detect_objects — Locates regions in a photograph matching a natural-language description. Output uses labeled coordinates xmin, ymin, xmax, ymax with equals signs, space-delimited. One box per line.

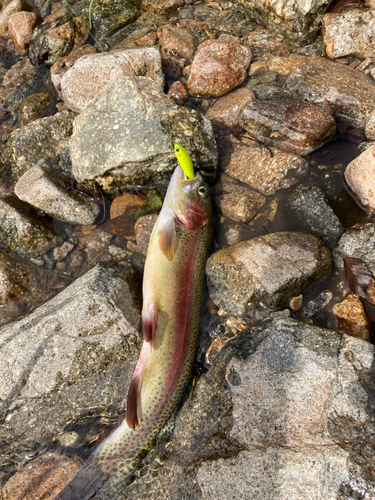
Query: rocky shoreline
xmin=1 ymin=0 xmax=375 ymax=498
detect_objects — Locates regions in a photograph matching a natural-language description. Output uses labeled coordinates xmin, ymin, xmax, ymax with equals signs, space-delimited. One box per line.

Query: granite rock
xmin=158 ymin=25 xmax=198 ymax=79
xmin=19 ymin=90 xmax=55 ymax=123
xmin=0 ymin=0 xmax=30 ymax=36
xmin=344 ymin=144 xmax=375 ymax=214
xmin=206 ymin=231 xmax=332 ymax=315
xmin=333 ymin=293 xmax=371 ymax=342
xmin=335 ymin=223 xmax=375 ymax=276
xmin=8 ymin=11 xmax=41 ymax=55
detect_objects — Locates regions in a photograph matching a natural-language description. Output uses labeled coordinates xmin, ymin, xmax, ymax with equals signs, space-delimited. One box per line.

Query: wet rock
xmin=14 ymin=160 xmax=101 ymax=225
xmin=239 ymin=96 xmax=336 ymax=156
xmin=50 ymin=44 xmax=96 ymax=99
xmin=51 ymin=240 xmax=74 ymax=261
xmin=217 ymin=135 xmax=309 ymax=196
xmin=0 ymin=252 xmax=30 ymax=305
xmin=0 ymin=263 xmax=142 ymax=464
xmin=216 ymin=173 xmax=266 ymax=224
xmin=333 ymin=293 xmax=371 ymax=342
xmin=266 ymin=55 xmax=307 ymax=75
xmin=301 ymin=289 xmax=333 ymax=318
xmin=335 ymin=224 xmax=375 ymax=276
xmin=61 ymin=47 xmax=164 ymax=113
xmin=284 ymin=56 xmax=375 ymax=128
xmin=323 ymin=10 xmax=375 ymax=59
xmin=188 ymin=40 xmax=251 ymax=97
xmin=365 ymin=109 xmax=375 ymax=141
xmin=70 ymin=77 xmax=217 ymax=189
xmin=167 ymin=80 xmax=188 ymax=105
xmin=3 ymin=453 xmax=84 ymax=500
xmin=19 ymin=90 xmax=55 ymax=123
xmin=206 ymin=232 xmax=332 ymax=315
xmin=0 ymin=0 xmax=30 ymax=36
xmin=141 ymin=0 xmax=184 ymax=14
xmin=110 ymin=193 xmax=147 ymax=219
xmin=1 ymin=110 xmax=74 ymax=180
xmin=8 ymin=11 xmax=41 ymax=55
xmin=246 ymin=26 xmax=292 ymax=58
xmin=238 ymin=0 xmax=332 ymax=45
xmin=344 ymin=144 xmax=375 ymax=214
xmin=29 ymin=11 xmax=88 ymax=67
xmin=134 ymin=213 xmax=158 ymax=255
xmin=0 ymin=197 xmax=55 ymax=254
xmin=159 ymin=25 xmax=198 ymax=79
xmin=114 ymin=316 xmax=375 ymax=500
xmin=112 ymin=26 xmax=157 ymax=50
xmin=290 ymin=185 xmax=342 ymax=246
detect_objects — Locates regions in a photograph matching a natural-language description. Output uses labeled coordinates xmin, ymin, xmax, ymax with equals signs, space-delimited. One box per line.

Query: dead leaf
xmin=344 ymin=257 xmax=371 ymax=299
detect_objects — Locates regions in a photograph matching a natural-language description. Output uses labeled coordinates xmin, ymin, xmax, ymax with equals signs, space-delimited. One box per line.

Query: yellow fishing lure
xmin=174 ymin=144 xmax=194 ymax=179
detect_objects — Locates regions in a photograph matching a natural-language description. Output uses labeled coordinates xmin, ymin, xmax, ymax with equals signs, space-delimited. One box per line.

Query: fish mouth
xmin=180 ymin=173 xmax=202 ymax=192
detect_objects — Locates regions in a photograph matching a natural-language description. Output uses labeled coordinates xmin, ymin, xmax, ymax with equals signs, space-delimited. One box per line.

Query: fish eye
xmin=198 ymin=186 xmax=208 ymax=197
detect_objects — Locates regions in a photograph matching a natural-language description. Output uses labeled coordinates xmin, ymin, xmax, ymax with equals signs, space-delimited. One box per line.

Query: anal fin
xmin=142 ymin=302 xmax=158 ymax=343
xmin=126 ymin=372 xmax=142 ymax=430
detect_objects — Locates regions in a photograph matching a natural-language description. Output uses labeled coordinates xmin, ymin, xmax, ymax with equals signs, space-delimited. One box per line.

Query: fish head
xmin=166 ymin=165 xmax=212 ymax=232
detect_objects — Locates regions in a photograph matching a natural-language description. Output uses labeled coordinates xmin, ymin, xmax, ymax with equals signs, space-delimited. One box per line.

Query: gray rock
xmin=0 ymin=197 xmax=56 ymax=254
xmin=19 ymin=90 xmax=55 ymax=124
xmin=335 ymin=223 xmax=375 ymax=275
xmin=61 ymin=47 xmax=164 ymax=113
xmin=0 ymin=262 xmax=142 ymax=465
xmin=116 ymin=317 xmax=375 ymax=500
xmin=70 ymin=77 xmax=218 ymax=190
xmin=323 ymin=9 xmax=375 ymax=59
xmin=15 ymin=160 xmax=101 ymax=225
xmin=284 ymin=56 xmax=375 ymax=128
xmin=235 ymin=0 xmax=332 ymax=45
xmin=206 ymin=232 xmax=332 ymax=315
xmin=1 ymin=110 xmax=74 ymax=180
xmin=344 ymin=145 xmax=375 ymax=214
xmin=290 ymin=185 xmax=342 ymax=247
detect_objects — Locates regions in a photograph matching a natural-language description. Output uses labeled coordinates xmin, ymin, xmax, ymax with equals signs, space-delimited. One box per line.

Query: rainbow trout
xmin=56 ymin=165 xmax=213 ymax=500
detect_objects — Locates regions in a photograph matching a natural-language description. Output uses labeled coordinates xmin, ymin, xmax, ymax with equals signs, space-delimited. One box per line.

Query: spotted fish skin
xmin=55 ymin=165 xmax=213 ymax=500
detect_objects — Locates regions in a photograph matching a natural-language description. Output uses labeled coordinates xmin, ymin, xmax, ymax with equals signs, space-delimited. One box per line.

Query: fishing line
xmin=61 ymin=0 xmax=195 ymax=178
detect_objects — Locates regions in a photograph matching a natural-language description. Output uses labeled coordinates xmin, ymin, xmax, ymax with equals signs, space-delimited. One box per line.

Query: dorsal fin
xmin=142 ymin=302 xmax=158 ymax=344
xmin=158 ymin=216 xmax=176 ymax=261
xmin=126 ymin=372 xmax=142 ymax=430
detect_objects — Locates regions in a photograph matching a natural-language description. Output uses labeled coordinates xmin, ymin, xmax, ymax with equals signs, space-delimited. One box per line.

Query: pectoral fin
xmin=142 ymin=302 xmax=158 ymax=343
xmin=126 ymin=371 xmax=142 ymax=430
xmin=158 ymin=217 xmax=176 ymax=261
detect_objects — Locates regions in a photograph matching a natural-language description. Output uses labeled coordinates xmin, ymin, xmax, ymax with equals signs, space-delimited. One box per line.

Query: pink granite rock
xmin=8 ymin=11 xmax=41 ymax=55
xmin=344 ymin=144 xmax=375 ymax=214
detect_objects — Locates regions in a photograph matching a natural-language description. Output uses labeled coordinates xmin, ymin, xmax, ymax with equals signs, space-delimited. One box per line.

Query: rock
xmin=239 ymin=96 xmax=336 ymax=156
xmin=1 ymin=110 xmax=74 ymax=180
xmin=112 ymin=316 xmax=375 ymax=500
xmin=237 ymin=0 xmax=332 ymax=45
xmin=301 ymin=289 xmax=333 ymax=318
xmin=50 ymin=44 xmax=96 ymax=99
xmin=365 ymin=109 xmax=375 ymax=141
xmin=0 ymin=0 xmax=30 ymax=36
xmin=61 ymin=47 xmax=164 ymax=113
xmin=246 ymin=26 xmax=292 ymax=57
xmin=335 ymin=224 xmax=375 ymax=275
xmin=14 ymin=160 xmax=101 ymax=225
xmin=134 ymin=213 xmax=158 ymax=255
xmin=29 ymin=11 xmax=88 ymax=67
xmin=290 ymin=185 xmax=342 ymax=247
xmin=217 ymin=135 xmax=309 ymax=196
xmin=51 ymin=240 xmax=74 ymax=261
xmin=206 ymin=232 xmax=332 ymax=315
xmin=3 ymin=453 xmax=84 ymax=500
xmin=0 ymin=252 xmax=30 ymax=305
xmin=142 ymin=0 xmax=184 ymax=14
xmin=167 ymin=80 xmax=188 ymax=105
xmin=284 ymin=56 xmax=375 ymax=128
xmin=110 ymin=193 xmax=147 ymax=219
xmin=333 ymin=293 xmax=371 ymax=342
xmin=216 ymin=173 xmax=266 ymax=223
xmin=344 ymin=144 xmax=375 ymax=214
xmin=69 ymin=77 xmax=217 ymax=190
xmin=159 ymin=25 xmax=198 ymax=78
xmin=8 ymin=11 xmax=41 ymax=55
xmin=19 ymin=90 xmax=55 ymax=123
xmin=206 ymin=87 xmax=255 ymax=136
xmin=266 ymin=55 xmax=307 ymax=75
xmin=188 ymin=40 xmax=251 ymax=97
xmin=323 ymin=10 xmax=375 ymax=59
xmin=112 ymin=26 xmax=157 ymax=50
xmin=0 ymin=197 xmax=55 ymax=254
xmin=0 ymin=263 xmax=142 ymax=465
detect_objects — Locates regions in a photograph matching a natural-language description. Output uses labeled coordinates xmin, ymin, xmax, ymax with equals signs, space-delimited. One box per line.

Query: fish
xmin=55 ymin=165 xmax=213 ymax=500
xmin=174 ymin=144 xmax=195 ymax=180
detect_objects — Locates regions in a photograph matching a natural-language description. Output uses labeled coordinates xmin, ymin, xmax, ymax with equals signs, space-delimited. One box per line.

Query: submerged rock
xmin=1 ymin=110 xmax=74 ymax=180
xmin=0 ymin=263 xmax=142 ymax=465
xmin=290 ymin=185 xmax=342 ymax=247
xmin=19 ymin=90 xmax=55 ymax=123
xmin=284 ymin=56 xmax=375 ymax=128
xmin=0 ymin=197 xmax=56 ymax=254
xmin=115 ymin=317 xmax=375 ymax=500
xmin=61 ymin=47 xmax=164 ymax=113
xmin=70 ymin=77 xmax=217 ymax=189
xmin=206 ymin=232 xmax=332 ymax=315
xmin=15 ymin=160 xmax=101 ymax=225
xmin=344 ymin=144 xmax=375 ymax=214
